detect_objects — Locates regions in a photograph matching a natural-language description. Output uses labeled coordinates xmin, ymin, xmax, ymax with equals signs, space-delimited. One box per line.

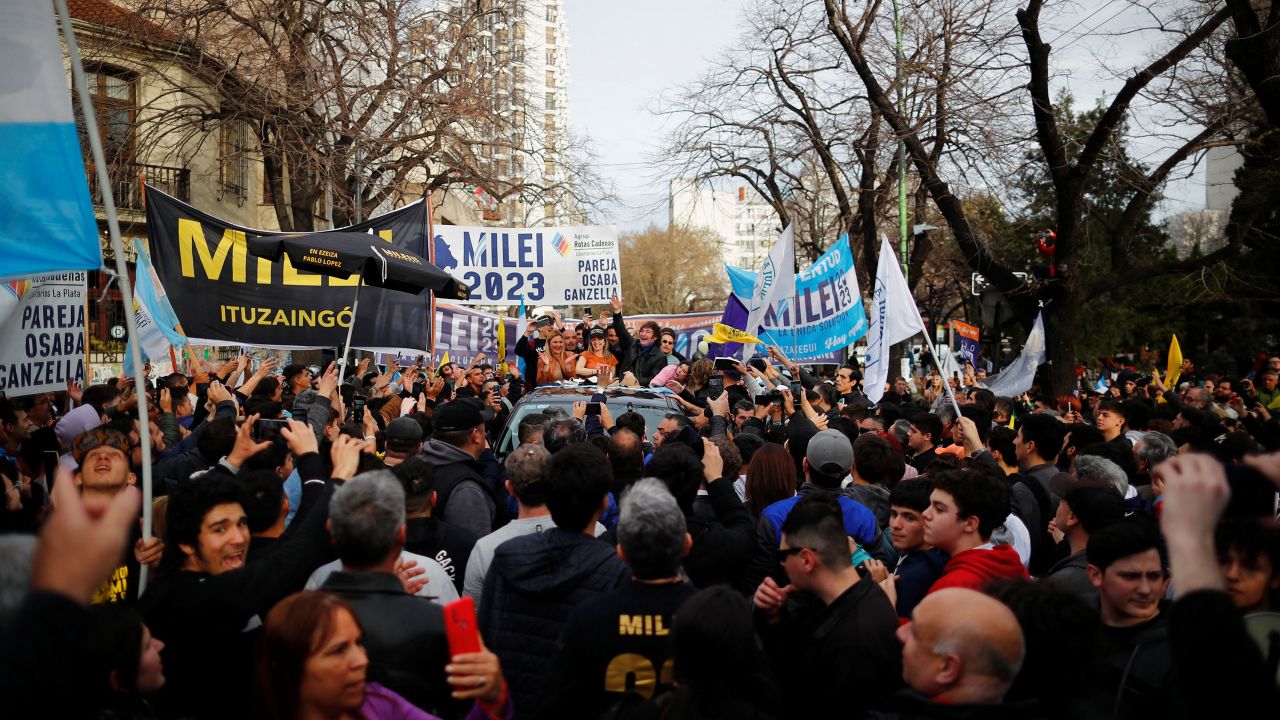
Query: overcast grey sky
xmin=563 ymin=0 xmax=1207 ymax=233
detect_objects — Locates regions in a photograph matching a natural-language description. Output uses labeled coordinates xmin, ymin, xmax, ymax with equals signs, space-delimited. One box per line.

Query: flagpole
xmin=56 ymin=0 xmax=155 ymax=593
xmin=339 ymin=280 xmax=363 ymax=384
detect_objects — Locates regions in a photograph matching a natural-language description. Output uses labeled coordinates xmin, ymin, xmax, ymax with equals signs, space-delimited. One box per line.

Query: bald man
xmin=871 ymin=588 xmax=1032 ymax=717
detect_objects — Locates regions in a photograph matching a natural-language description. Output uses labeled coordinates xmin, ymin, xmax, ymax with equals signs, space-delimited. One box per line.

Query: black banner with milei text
xmin=145 ymin=188 xmax=435 ymax=352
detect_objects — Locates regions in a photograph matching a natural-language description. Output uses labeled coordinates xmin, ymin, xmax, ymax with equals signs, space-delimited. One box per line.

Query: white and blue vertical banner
xmin=0 ymin=0 xmax=102 ymax=281
xmin=124 ymin=241 xmax=188 ymax=376
xmin=725 ymin=235 xmax=867 ymax=360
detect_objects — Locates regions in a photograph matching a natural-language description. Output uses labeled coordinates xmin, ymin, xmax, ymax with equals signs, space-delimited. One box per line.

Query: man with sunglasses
xmin=753 ymin=493 xmax=902 ymax=718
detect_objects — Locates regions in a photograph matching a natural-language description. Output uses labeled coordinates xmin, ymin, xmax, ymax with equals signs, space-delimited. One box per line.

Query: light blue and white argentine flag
xmin=0 ymin=0 xmax=101 ymax=281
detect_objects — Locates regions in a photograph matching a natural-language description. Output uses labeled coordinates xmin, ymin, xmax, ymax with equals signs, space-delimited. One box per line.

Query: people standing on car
xmin=536 ymin=333 xmax=577 ymax=385
xmin=575 ymin=328 xmax=617 ymax=385
xmin=609 ymin=295 xmax=668 ymax=387
xmin=515 ymin=312 xmax=561 ymax=389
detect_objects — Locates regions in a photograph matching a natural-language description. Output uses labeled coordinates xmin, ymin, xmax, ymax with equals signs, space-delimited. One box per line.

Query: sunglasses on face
xmin=774 ymin=546 xmax=812 ymax=562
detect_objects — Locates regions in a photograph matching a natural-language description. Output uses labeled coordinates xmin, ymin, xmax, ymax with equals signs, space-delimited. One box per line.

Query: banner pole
xmin=339 ymin=280 xmax=363 ymax=384
xmin=56 ymin=0 xmax=155 ymax=593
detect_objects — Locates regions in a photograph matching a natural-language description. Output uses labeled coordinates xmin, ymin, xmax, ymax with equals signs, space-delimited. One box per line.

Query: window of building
xmin=220 ymin=121 xmax=251 ymax=203
xmin=546 ymin=49 xmax=556 ymax=66
xmin=544 ymin=203 xmax=556 ymax=223
xmin=546 ymin=5 xmax=557 ymax=22
xmin=76 ymin=66 xmax=136 ymax=166
xmin=545 ymin=70 xmax=555 ymax=87
xmin=545 ymin=92 xmax=556 ymax=110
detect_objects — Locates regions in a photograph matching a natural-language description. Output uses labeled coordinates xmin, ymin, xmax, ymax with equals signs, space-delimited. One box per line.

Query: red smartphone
xmin=443 ymin=597 xmax=481 ymax=656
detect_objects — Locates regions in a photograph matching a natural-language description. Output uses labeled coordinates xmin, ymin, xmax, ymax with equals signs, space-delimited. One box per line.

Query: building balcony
xmin=86 ymin=160 xmax=191 ymax=212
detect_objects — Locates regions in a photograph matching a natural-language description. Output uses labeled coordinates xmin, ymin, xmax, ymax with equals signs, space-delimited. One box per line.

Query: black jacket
xmin=683 ymin=479 xmax=756 ymax=589
xmin=757 ymin=575 xmax=904 ymax=719
xmin=537 ymin=580 xmax=698 ymax=719
xmin=612 ymin=312 xmax=668 ymax=387
xmin=152 ymin=399 xmax=238 ymax=493
xmin=420 ymin=439 xmax=499 ymax=538
xmin=318 ymin=570 xmax=458 ymax=717
xmin=479 ymin=527 xmax=629 ymax=717
xmin=140 ymin=460 xmax=335 ymax=719
xmin=404 ymin=516 xmax=479 ymax=594
xmin=1100 ymin=605 xmax=1178 ymax=720
xmin=866 ymin=689 xmax=1046 ymax=719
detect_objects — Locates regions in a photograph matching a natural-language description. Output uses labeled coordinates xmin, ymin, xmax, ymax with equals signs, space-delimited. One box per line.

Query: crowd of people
xmin=1 ymin=296 xmax=1278 ymax=719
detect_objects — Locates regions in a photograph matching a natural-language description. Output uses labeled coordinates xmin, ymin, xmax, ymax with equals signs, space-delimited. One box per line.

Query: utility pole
xmin=893 ymin=0 xmax=909 ymax=281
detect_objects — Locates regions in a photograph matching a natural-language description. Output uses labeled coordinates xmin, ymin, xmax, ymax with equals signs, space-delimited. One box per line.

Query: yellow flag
xmin=496 ymin=311 xmax=507 ymax=377
xmin=439 ymin=351 xmax=451 ymax=374
xmin=707 ymin=323 xmax=763 ymax=346
xmin=1165 ymin=335 xmax=1182 ymax=388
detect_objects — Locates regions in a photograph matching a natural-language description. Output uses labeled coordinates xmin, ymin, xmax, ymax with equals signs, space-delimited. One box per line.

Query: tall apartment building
xmin=459 ymin=0 xmax=578 ymax=227
xmin=669 ymin=179 xmax=780 ymax=270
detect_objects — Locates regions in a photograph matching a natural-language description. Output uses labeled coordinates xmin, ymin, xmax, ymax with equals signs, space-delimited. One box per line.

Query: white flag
xmin=865 ymin=235 xmax=927 ymax=404
xmin=743 ymin=224 xmax=796 ymax=348
xmin=980 ymin=311 xmax=1046 ymax=396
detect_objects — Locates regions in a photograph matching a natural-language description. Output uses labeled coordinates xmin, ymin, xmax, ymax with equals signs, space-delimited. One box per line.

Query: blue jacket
xmin=760 ymin=486 xmax=879 ymax=546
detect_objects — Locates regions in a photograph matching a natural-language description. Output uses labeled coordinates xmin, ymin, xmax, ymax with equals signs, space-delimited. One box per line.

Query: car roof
xmin=519 ymin=385 xmax=677 ymax=403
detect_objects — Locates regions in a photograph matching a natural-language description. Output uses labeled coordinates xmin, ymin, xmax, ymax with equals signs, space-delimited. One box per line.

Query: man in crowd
xmin=922 ymin=469 xmax=1028 ymax=593
xmin=465 ymin=444 xmax=570 ymax=603
xmin=875 ymin=588 xmax=1029 ymax=717
xmin=609 ymin=295 xmax=667 ymax=386
xmin=317 ymin=470 xmax=456 ymax=716
xmin=753 ymin=493 xmax=903 ymax=717
xmin=383 ymin=415 xmax=425 ymax=467
xmin=1014 ymin=414 xmax=1067 ymax=508
xmin=479 ymin=443 xmax=628 ymax=714
xmin=1087 ymin=519 xmax=1176 ymax=719
xmin=906 ymin=413 xmax=944 ymax=472
xmin=878 ymin=478 xmax=948 ymax=619
xmin=141 ymin=420 xmax=335 ymax=718
xmin=539 ymin=479 xmax=695 ymax=716
xmin=420 ymin=399 xmax=500 ymax=537
xmin=1044 ymin=473 xmax=1126 ymax=604
xmin=394 ymin=456 xmax=478 ymax=594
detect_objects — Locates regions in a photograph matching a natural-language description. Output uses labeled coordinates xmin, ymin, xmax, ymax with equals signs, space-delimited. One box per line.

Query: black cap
xmin=534 ymin=314 xmax=555 ymax=327
xmin=588 ymin=327 xmax=606 ymax=339
xmin=386 ymin=416 xmax=424 ymax=445
xmin=433 ymin=398 xmax=496 ymax=432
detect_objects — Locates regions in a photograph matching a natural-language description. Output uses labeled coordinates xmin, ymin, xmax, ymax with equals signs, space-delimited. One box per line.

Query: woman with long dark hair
xmin=744 ymin=444 xmax=797 ymax=517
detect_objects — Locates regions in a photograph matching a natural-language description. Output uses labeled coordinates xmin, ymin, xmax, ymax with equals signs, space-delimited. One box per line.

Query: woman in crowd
xmin=90 ymin=605 xmax=166 ymax=719
xmin=536 ymin=332 xmax=577 ymax=385
xmin=743 ymin=443 xmax=797 ymax=517
xmin=575 ymin=327 xmax=618 ymax=385
xmin=678 ymin=359 xmax=715 ymax=408
xmin=255 ymin=591 xmax=510 ymax=720
xmin=659 ymin=328 xmax=687 ymax=363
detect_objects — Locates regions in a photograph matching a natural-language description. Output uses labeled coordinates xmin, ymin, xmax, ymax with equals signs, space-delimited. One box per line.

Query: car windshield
xmin=497 ymin=397 xmax=675 ymax=454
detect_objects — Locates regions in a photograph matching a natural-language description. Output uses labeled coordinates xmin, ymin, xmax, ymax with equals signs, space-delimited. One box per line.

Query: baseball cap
xmin=72 ymin=427 xmax=131 ymax=466
xmin=1049 ymin=471 xmax=1112 ymax=499
xmin=433 ymin=399 xmax=496 ymax=433
xmin=534 ymin=314 xmax=556 ymax=327
xmin=588 ymin=327 xmax=606 ymax=339
xmin=807 ymin=429 xmax=853 ymax=477
xmin=385 ymin=416 xmax=424 ymax=449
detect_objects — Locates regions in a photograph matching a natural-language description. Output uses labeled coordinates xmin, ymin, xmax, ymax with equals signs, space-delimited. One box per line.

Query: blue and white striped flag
xmin=0 ymin=0 xmax=101 ymax=280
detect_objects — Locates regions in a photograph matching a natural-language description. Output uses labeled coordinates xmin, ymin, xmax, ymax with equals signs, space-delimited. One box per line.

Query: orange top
xmin=537 ymin=352 xmax=577 ymax=383
xmin=579 ymin=350 xmax=617 ymax=373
